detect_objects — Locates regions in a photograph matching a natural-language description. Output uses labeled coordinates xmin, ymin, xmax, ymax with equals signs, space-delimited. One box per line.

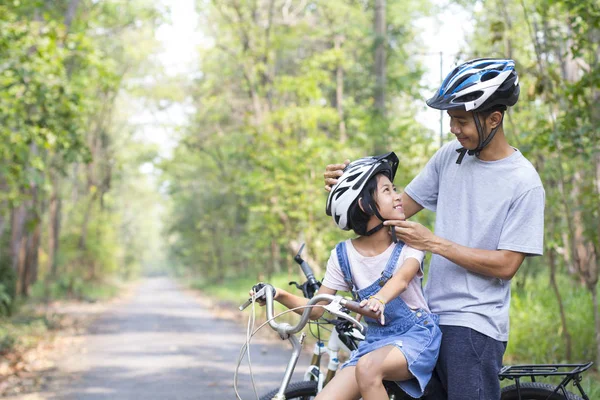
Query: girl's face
xmin=374 ymin=175 xmax=405 ymax=221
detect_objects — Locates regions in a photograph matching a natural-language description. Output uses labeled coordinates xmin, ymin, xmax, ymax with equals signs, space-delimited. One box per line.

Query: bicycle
xmin=499 ymin=363 xmax=593 ymax=400
xmin=237 ymin=244 xmax=594 ymax=400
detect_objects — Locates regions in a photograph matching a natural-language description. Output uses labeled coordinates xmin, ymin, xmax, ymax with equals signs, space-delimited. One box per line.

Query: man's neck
xmin=477 ymin=130 xmax=515 ymax=161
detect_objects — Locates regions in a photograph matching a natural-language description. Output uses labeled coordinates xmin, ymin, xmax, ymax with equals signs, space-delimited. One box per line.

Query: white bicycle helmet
xmin=326 ymin=152 xmax=399 ymax=232
xmin=426 ymin=58 xmax=520 ymax=163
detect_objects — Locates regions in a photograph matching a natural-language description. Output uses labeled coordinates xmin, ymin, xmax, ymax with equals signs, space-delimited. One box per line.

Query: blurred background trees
xmin=0 ymin=0 xmax=166 ymax=306
xmin=0 ymin=0 xmax=598 ymax=372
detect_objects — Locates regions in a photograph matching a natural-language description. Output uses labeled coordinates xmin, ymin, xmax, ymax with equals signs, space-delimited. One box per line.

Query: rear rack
xmin=499 ymin=362 xmax=593 ymax=400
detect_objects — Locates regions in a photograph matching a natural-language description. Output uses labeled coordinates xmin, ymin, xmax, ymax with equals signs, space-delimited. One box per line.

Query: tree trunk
xmin=270 ymin=239 xmax=280 ymax=275
xmin=17 ymin=234 xmax=27 ymax=296
xmin=23 ymin=222 xmax=41 ymax=295
xmin=48 ymin=183 xmax=62 ymax=277
xmin=211 ymin=227 xmax=225 ymax=283
xmin=548 ymin=246 xmax=572 ymax=359
xmin=374 ymin=0 xmax=386 ymax=114
xmin=334 ymin=34 xmax=346 ymax=143
xmin=592 ymin=284 xmax=600 ymax=370
xmin=78 ymin=191 xmax=98 ymax=250
xmin=64 ymin=0 xmax=80 ymax=31
xmin=10 ymin=204 xmax=27 ymax=275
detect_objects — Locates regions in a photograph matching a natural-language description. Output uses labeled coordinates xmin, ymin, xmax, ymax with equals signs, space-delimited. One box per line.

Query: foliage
xmin=161 ymin=0 xmax=436 ymax=283
xmin=0 ymin=0 xmax=167 ymax=304
xmin=0 ymin=257 xmax=17 ymax=316
xmin=161 ymin=0 xmax=600 ymax=373
xmin=460 ymin=0 xmax=600 ymax=366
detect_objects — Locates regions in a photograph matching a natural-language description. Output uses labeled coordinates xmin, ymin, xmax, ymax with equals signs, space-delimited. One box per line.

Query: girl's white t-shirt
xmin=322 ymin=239 xmax=429 ymax=312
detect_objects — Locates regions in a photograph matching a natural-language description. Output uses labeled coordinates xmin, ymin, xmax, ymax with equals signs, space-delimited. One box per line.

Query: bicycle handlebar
xmin=293 ymin=243 xmax=321 ymax=297
xmin=239 ymin=284 xmax=380 ymax=337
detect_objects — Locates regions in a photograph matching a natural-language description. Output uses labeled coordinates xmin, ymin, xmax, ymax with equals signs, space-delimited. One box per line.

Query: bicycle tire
xmin=501 ymin=382 xmax=584 ymax=400
xmin=259 ymin=380 xmax=318 ymax=400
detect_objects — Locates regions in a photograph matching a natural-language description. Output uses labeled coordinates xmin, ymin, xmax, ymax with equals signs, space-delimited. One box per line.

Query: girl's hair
xmin=347 ymin=171 xmax=390 ymax=236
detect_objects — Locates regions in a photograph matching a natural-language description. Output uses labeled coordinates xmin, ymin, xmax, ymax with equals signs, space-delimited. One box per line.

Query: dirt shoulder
xmin=0 ymin=283 xmax=138 ymax=398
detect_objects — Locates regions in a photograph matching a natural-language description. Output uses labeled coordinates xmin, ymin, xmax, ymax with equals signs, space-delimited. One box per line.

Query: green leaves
xmin=162 ymin=0 xmax=435 ymax=280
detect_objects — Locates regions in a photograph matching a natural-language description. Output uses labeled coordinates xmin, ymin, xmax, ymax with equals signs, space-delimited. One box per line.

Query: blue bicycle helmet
xmin=427 ymin=58 xmax=520 ymax=163
xmin=427 ymin=58 xmax=519 ymax=112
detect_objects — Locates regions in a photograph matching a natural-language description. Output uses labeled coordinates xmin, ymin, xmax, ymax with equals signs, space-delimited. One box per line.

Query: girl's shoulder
xmin=399 ymin=243 xmax=425 ymax=263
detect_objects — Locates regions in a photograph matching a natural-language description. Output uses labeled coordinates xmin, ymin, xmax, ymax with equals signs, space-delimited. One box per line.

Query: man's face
xmin=447 ymin=110 xmax=479 ymax=150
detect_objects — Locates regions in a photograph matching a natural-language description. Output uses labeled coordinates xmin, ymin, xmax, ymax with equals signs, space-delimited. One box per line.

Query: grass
xmin=505 ymin=273 xmax=600 ymax=398
xmin=28 ymin=276 xmax=120 ymax=302
xmin=0 ymin=277 xmax=121 ymax=357
xmin=0 ymin=309 xmax=62 ymax=356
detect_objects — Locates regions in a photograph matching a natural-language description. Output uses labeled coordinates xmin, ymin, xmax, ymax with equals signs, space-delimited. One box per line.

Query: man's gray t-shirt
xmin=405 ymin=140 xmax=545 ymax=341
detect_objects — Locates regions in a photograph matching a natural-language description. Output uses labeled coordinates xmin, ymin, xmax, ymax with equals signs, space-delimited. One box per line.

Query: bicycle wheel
xmin=259 ymin=380 xmax=319 ymax=400
xmin=501 ymin=382 xmax=584 ymax=400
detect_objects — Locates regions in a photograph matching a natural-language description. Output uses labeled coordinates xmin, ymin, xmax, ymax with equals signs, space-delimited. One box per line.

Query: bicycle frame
xmin=238 ymin=284 xmax=377 ymax=400
xmin=303 ymin=323 xmax=363 ymax=391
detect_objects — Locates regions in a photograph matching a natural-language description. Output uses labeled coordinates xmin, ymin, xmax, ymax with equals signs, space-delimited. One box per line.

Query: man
xmin=324 ymin=59 xmax=545 ymax=400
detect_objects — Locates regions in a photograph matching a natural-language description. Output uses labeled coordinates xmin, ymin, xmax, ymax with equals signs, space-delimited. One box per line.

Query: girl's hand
xmin=360 ymin=296 xmax=386 ymax=325
xmin=248 ymin=287 xmax=277 ymax=307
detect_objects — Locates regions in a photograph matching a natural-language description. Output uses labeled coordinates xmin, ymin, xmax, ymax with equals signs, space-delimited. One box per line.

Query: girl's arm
xmin=361 ymin=257 xmax=421 ymax=324
xmin=251 ymin=285 xmax=338 ymax=320
xmin=376 ymin=257 xmax=420 ymax=304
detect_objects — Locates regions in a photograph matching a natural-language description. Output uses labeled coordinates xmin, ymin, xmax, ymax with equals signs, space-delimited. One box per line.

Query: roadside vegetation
xmin=1 ymin=0 xmax=599 ymax=397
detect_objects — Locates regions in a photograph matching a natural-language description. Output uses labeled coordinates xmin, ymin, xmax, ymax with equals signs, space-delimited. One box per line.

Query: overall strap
xmin=378 ymin=241 xmax=405 ymax=287
xmin=335 ymin=242 xmax=359 ymax=300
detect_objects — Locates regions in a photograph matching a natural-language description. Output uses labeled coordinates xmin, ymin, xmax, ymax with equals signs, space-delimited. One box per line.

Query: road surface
xmin=22 ymin=278 xmax=313 ymax=400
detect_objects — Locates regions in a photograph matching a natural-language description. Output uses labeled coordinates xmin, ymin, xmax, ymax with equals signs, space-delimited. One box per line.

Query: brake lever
xmin=238 ymin=285 xmax=268 ymax=311
xmin=323 ymin=297 xmax=365 ymax=335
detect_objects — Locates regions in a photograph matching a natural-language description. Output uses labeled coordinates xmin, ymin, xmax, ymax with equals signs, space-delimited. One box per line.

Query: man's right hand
xmin=323 ymin=160 xmax=350 ymax=191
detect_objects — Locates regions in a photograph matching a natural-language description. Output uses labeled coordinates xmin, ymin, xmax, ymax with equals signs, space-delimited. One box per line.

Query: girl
xmin=253 ymin=153 xmax=441 ymax=399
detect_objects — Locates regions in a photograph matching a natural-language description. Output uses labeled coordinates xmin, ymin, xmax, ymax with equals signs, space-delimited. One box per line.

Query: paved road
xmin=41 ymin=278 xmax=311 ymax=400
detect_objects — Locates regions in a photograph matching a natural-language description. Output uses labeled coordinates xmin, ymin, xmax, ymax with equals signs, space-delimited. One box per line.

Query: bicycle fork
xmin=303 ymin=328 xmax=347 ymax=392
xmin=271 ymin=332 xmax=307 ymax=400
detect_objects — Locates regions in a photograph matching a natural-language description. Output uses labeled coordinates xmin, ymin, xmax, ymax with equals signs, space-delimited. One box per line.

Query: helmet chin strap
xmin=364 ymin=204 xmax=398 ymax=243
xmin=455 ymin=112 xmax=502 ymax=164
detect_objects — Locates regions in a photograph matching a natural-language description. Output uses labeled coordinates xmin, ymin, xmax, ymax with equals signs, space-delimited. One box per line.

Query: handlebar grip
xmin=343 ymin=299 xmax=382 ymax=320
xmin=299 ymin=261 xmax=321 ymax=293
xmin=299 ymin=261 xmax=316 ymax=281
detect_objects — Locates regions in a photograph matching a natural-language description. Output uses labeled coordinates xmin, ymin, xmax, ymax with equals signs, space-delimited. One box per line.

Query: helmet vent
xmin=481 ymin=71 xmax=499 ymax=81
xmin=476 ymin=61 xmax=496 ymax=69
xmin=455 ymin=90 xmax=483 ymax=103
xmin=449 ymin=75 xmax=471 ymax=92
xmin=345 ymin=172 xmax=360 ymax=183
xmin=334 ymin=186 xmax=350 ymax=200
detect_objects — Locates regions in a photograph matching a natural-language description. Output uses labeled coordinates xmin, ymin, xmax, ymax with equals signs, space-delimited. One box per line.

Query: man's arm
xmin=431 ymin=237 xmax=525 ymax=280
xmin=401 ymin=192 xmax=423 ymax=220
xmin=385 ymin=220 xmax=526 ymax=280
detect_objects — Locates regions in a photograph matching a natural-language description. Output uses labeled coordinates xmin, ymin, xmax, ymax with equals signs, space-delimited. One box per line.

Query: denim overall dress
xmin=337 ymin=241 xmax=442 ymax=398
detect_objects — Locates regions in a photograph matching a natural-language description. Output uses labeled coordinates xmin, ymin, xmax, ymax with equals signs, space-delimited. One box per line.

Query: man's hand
xmin=384 ymin=220 xmax=436 ymax=252
xmin=323 ymin=160 xmax=350 ymax=191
